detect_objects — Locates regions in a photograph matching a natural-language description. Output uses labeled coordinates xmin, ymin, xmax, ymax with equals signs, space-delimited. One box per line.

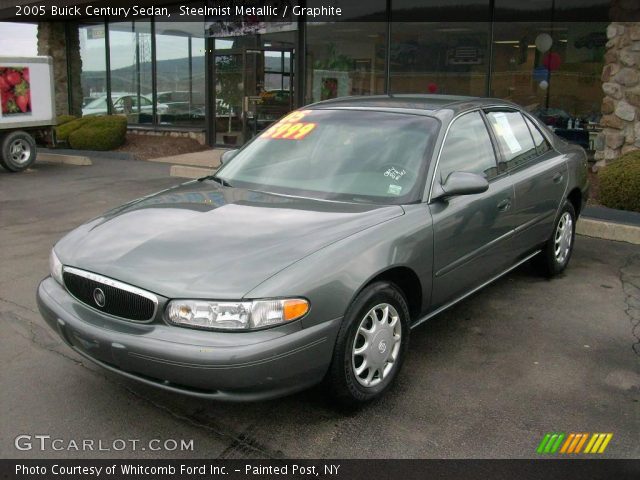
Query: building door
xmin=214 ymin=48 xmax=294 ymax=147
xmin=243 ymin=48 xmax=294 ymax=142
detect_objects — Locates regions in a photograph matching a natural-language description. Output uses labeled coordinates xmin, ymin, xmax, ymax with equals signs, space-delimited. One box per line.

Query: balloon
xmin=539 ymin=80 xmax=549 ymax=90
xmin=543 ymin=52 xmax=562 ymax=71
xmin=535 ymin=33 xmax=553 ymax=53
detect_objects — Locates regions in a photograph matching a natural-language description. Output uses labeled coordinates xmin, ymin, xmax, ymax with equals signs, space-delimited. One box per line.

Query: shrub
xmin=68 ymin=115 xmax=127 ymax=151
xmin=56 ymin=114 xmax=77 ymax=126
xmin=55 ymin=116 xmax=91 ymax=142
xmin=599 ymin=150 xmax=640 ymax=212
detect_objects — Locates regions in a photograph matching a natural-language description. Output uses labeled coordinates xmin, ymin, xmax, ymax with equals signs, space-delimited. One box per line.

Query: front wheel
xmin=536 ymin=200 xmax=576 ymax=277
xmin=0 ymin=131 xmax=37 ymax=172
xmin=325 ymin=281 xmax=410 ymax=406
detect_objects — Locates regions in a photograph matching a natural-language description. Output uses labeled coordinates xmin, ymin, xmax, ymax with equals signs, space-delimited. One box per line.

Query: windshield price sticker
xmin=261 ymin=110 xmax=317 ymax=140
xmin=262 ymin=122 xmax=317 ymax=140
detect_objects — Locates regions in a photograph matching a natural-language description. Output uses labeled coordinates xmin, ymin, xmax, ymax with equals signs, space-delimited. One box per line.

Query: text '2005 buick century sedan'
xmin=37 ymin=95 xmax=589 ymax=405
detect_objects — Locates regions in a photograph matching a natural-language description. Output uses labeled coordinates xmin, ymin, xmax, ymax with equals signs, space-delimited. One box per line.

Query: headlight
xmin=49 ymin=249 xmax=64 ymax=285
xmin=166 ymin=298 xmax=309 ymax=331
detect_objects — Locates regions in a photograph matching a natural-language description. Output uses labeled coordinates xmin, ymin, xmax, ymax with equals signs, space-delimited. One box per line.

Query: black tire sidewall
xmin=1 ymin=131 xmax=37 ymax=172
xmin=329 ymin=281 xmax=410 ymax=404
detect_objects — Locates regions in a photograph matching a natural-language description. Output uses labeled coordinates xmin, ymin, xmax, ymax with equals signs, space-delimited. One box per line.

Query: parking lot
xmin=1 ymin=158 xmax=638 ymax=459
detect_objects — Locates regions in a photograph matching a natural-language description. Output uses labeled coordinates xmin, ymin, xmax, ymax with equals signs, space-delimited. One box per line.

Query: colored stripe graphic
xmin=536 ymin=433 xmax=565 ymax=454
xmin=584 ymin=433 xmax=613 ymax=454
xmin=541 ymin=433 xmax=614 ymax=454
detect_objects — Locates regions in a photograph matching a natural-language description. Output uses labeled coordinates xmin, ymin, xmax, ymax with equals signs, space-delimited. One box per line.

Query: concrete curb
xmin=40 ymin=148 xmax=134 ymax=160
xmin=170 ymin=165 xmax=214 ymax=179
xmin=576 ymin=218 xmax=640 ymax=245
xmin=37 ymin=152 xmax=92 ymax=166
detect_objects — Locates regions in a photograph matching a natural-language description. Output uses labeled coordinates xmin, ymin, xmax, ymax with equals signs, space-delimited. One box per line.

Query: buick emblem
xmin=378 ymin=340 xmax=387 ymax=354
xmin=93 ymin=288 xmax=106 ymax=308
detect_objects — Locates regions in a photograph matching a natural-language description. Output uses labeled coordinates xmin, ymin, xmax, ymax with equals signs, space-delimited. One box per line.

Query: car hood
xmin=55 ymin=181 xmax=404 ymax=299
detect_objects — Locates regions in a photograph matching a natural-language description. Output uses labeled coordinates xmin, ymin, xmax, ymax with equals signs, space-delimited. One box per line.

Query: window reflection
xmin=155 ymin=22 xmax=206 ymax=127
xmin=77 ymin=23 xmax=108 ymax=113
xmin=305 ymin=22 xmax=386 ymax=103
xmin=390 ymin=22 xmax=489 ymax=96
xmin=107 ymin=21 xmax=153 ymax=124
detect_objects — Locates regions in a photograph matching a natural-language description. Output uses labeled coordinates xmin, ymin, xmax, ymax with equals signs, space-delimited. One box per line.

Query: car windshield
xmin=85 ymin=97 xmax=107 ymax=109
xmin=216 ymin=109 xmax=438 ymax=204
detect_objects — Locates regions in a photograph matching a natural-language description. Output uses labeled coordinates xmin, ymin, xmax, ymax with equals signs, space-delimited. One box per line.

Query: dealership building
xmin=1 ymin=0 xmax=640 ymax=165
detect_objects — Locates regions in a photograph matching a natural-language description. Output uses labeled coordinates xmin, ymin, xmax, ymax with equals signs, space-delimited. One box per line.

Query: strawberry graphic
xmin=22 ymin=68 xmax=29 ymax=82
xmin=0 ymin=75 xmax=9 ymax=92
xmin=16 ymin=94 xmax=29 ymax=113
xmin=5 ymin=70 xmax=22 ymax=86
xmin=11 ymin=79 xmax=30 ymax=113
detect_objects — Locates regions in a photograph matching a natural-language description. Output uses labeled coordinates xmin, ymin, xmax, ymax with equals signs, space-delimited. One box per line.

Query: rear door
xmin=429 ymin=110 xmax=517 ymax=308
xmin=484 ymin=109 xmax=568 ymax=257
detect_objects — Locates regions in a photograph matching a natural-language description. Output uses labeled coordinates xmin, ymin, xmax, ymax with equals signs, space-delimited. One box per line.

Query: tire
xmin=325 ymin=281 xmax=410 ymax=406
xmin=536 ymin=200 xmax=576 ymax=277
xmin=0 ymin=130 xmax=37 ymax=172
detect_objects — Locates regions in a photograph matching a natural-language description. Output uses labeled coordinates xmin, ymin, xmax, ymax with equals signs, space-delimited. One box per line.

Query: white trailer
xmin=0 ymin=56 xmax=55 ymax=172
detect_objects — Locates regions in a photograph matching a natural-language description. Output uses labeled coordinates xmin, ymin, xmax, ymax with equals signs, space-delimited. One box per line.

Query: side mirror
xmin=432 ymin=171 xmax=489 ymax=200
xmin=220 ymin=149 xmax=239 ymax=165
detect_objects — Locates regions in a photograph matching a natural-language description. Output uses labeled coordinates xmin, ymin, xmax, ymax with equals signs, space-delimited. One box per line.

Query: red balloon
xmin=543 ymin=52 xmax=562 ymax=71
xmin=427 ymin=82 xmax=438 ymax=93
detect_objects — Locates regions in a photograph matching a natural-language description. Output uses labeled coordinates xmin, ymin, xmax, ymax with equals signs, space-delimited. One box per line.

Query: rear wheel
xmin=326 ymin=281 xmax=410 ymax=406
xmin=536 ymin=200 xmax=576 ymax=277
xmin=1 ymin=131 xmax=37 ymax=172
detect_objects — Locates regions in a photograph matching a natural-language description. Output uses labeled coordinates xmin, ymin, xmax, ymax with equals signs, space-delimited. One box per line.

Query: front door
xmin=214 ymin=48 xmax=294 ymax=147
xmin=429 ymin=110 xmax=517 ymax=309
xmin=243 ymin=48 xmax=294 ymax=142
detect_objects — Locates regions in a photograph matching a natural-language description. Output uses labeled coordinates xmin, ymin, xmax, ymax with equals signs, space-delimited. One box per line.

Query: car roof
xmin=307 ymin=94 xmax=519 ymax=116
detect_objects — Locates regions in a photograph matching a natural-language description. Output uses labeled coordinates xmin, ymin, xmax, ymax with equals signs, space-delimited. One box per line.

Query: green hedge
xmin=55 ymin=117 xmax=91 ymax=142
xmin=56 ymin=115 xmax=77 ymax=126
xmin=599 ymin=150 xmax=640 ymax=213
xmin=67 ymin=116 xmax=127 ymax=151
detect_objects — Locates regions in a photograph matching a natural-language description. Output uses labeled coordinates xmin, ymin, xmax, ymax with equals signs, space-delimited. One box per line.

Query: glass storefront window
xmin=305 ymin=22 xmax=387 ymax=103
xmin=108 ymin=20 xmax=153 ymax=124
xmin=155 ymin=21 xmax=206 ymax=127
xmin=389 ymin=21 xmax=490 ymax=96
xmin=77 ymin=22 xmax=108 ymax=115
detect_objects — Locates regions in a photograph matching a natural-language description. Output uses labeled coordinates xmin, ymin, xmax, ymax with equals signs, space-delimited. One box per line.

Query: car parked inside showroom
xmin=38 ymin=95 xmax=589 ymax=404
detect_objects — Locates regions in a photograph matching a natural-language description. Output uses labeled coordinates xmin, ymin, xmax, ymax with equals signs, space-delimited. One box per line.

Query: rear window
xmin=486 ymin=111 xmax=538 ymax=170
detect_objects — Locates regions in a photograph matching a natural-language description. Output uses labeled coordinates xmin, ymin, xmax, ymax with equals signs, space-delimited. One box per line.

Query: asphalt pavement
xmin=1 ymin=158 xmax=638 ymax=459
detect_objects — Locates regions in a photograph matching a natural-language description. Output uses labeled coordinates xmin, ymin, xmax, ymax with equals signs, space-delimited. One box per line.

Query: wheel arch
xmin=567 ymin=187 xmax=582 ymax=218
xmin=354 ymin=265 xmax=423 ymax=322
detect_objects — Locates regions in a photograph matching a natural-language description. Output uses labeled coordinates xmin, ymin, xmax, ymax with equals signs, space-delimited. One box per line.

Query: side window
xmin=524 ymin=115 xmax=551 ymax=155
xmin=438 ymin=111 xmax=498 ymax=184
xmin=486 ymin=111 xmax=538 ymax=170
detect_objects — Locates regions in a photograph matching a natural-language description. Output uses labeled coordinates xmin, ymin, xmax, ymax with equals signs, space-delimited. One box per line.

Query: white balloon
xmin=535 ymin=33 xmax=553 ymax=53
xmin=539 ymin=80 xmax=549 ymax=90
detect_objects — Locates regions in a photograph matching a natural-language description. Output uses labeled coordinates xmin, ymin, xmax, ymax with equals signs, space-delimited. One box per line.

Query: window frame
xmin=428 ymin=108 xmax=502 ymax=202
xmin=483 ymin=107 xmax=545 ymax=173
xmin=522 ymin=113 xmax=553 ymax=157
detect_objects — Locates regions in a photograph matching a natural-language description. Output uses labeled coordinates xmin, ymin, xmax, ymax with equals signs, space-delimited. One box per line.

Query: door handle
xmin=497 ymin=198 xmax=511 ymax=211
xmin=552 ymin=172 xmax=564 ymax=184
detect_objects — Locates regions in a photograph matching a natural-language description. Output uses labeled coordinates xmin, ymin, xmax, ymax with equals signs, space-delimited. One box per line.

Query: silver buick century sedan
xmin=37 ymin=95 xmax=589 ymax=404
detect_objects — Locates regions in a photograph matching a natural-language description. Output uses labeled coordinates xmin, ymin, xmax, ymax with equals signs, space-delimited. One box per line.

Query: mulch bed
xmin=587 ymin=169 xmax=600 ymax=206
xmin=115 ymin=134 xmax=210 ymax=161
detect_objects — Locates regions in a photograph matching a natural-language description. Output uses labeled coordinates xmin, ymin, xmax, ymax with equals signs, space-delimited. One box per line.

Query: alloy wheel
xmin=9 ymin=139 xmax=31 ymax=165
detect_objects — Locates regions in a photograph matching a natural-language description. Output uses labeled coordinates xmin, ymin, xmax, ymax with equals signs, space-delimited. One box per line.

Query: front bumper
xmin=37 ymin=277 xmax=341 ymax=401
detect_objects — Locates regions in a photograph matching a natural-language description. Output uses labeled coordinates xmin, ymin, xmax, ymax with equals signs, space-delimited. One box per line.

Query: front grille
xmin=63 ymin=268 xmax=156 ymax=322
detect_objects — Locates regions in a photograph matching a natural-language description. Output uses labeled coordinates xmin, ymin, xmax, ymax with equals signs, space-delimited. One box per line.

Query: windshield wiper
xmin=201 ymin=175 xmax=233 ymax=187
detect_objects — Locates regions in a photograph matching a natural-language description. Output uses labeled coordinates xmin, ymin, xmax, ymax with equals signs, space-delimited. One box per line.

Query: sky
xmin=0 ymin=22 xmax=38 ymax=56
